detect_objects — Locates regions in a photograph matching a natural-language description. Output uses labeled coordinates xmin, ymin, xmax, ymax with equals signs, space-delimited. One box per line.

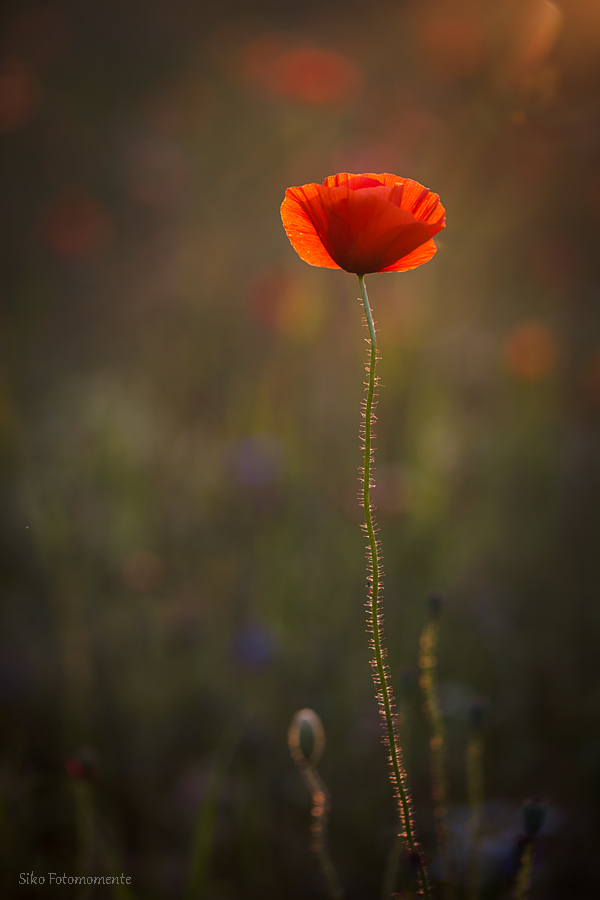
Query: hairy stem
xmin=358 ymin=274 xmax=430 ymax=899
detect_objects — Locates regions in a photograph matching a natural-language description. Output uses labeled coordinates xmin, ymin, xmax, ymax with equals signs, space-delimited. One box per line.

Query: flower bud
xmin=468 ymin=696 xmax=489 ymax=731
xmin=400 ymin=666 xmax=416 ymax=696
xmin=523 ymin=798 xmax=546 ymax=838
xmin=405 ymin=846 xmax=424 ymax=872
xmin=427 ymin=590 xmax=446 ymax=617
xmin=64 ymin=746 xmax=99 ymax=782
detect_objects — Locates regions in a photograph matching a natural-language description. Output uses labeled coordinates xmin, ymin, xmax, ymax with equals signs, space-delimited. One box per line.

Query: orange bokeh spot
xmin=249 ymin=266 xmax=293 ymax=330
xmin=248 ymin=266 xmax=322 ymax=338
xmin=528 ymin=235 xmax=583 ymax=294
xmin=39 ymin=188 xmax=113 ymax=259
xmin=0 ymin=58 xmax=41 ymax=133
xmin=370 ymin=464 xmax=412 ymax=515
xmin=375 ymin=291 xmax=427 ymax=348
xmin=122 ymin=550 xmax=165 ymax=592
xmin=505 ymin=0 xmax=563 ymax=82
xmin=503 ymin=320 xmax=559 ymax=382
xmin=419 ymin=16 xmax=485 ymax=79
xmin=239 ymin=35 xmax=363 ymax=104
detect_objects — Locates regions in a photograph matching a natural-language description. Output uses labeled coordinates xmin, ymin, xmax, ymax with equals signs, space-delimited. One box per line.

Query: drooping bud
xmin=400 ymin=666 xmax=416 ymax=696
xmin=468 ymin=696 xmax=489 ymax=731
xmin=427 ymin=590 xmax=446 ymax=617
xmin=288 ymin=708 xmax=326 ymax=767
xmin=405 ymin=846 xmax=424 ymax=873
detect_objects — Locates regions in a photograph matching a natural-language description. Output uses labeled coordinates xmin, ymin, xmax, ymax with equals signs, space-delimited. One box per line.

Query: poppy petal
xmin=303 ymin=185 xmax=432 ymax=274
xmin=281 ymin=184 xmax=341 ymax=269
xmin=325 ymin=173 xmax=446 ymax=237
xmin=323 ymin=172 xmax=385 ymax=190
xmin=324 ymin=172 xmax=402 ymax=190
xmin=395 ymin=178 xmax=446 ymax=234
xmin=379 ymin=238 xmax=438 ymax=272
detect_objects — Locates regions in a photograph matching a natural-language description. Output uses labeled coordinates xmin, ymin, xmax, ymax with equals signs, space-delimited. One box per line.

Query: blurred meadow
xmin=1 ymin=0 xmax=600 ymax=897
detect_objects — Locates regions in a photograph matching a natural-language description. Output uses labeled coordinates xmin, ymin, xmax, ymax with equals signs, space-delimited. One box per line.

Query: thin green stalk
xmin=513 ymin=800 xmax=545 ymax=900
xmin=466 ymin=729 xmax=484 ymax=900
xmin=69 ymin=777 xmax=137 ymax=900
xmin=419 ymin=601 xmax=454 ymax=898
xmin=303 ymin=763 xmax=343 ymax=900
xmin=358 ymin=274 xmax=430 ymax=899
xmin=70 ymin=781 xmax=94 ymax=900
xmin=513 ymin=841 xmax=534 ymax=900
xmin=95 ymin=816 xmax=138 ymax=900
xmin=186 ymin=718 xmax=244 ymax=900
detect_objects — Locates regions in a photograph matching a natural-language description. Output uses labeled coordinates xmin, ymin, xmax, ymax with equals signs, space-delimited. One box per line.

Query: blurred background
xmin=1 ymin=0 xmax=600 ymax=897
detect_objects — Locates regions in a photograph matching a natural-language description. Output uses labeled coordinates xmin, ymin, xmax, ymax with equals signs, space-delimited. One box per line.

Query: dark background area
xmin=1 ymin=0 xmax=600 ymax=897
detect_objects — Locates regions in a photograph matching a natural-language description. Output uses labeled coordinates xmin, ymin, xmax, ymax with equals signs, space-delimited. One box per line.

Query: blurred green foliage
xmin=1 ymin=0 xmax=600 ymax=897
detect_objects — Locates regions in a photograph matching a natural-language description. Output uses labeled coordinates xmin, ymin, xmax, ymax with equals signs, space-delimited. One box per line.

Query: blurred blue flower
xmin=226 ymin=434 xmax=284 ymax=487
xmin=233 ymin=622 xmax=276 ymax=669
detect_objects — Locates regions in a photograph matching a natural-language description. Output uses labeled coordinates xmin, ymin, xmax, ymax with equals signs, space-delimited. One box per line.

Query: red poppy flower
xmin=281 ymin=172 xmax=445 ymax=275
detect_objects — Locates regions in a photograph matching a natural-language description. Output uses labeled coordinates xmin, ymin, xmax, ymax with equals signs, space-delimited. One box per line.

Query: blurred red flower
xmin=39 ymin=187 xmax=113 ymax=259
xmin=503 ymin=320 xmax=558 ymax=382
xmin=64 ymin=747 xmax=98 ymax=782
xmin=240 ymin=35 xmax=362 ymax=105
xmin=0 ymin=58 xmax=41 ymax=133
xmin=281 ymin=172 xmax=445 ymax=275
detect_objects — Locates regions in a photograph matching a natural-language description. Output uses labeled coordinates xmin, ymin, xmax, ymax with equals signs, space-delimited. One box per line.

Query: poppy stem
xmin=357 ymin=274 xmax=430 ymax=899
